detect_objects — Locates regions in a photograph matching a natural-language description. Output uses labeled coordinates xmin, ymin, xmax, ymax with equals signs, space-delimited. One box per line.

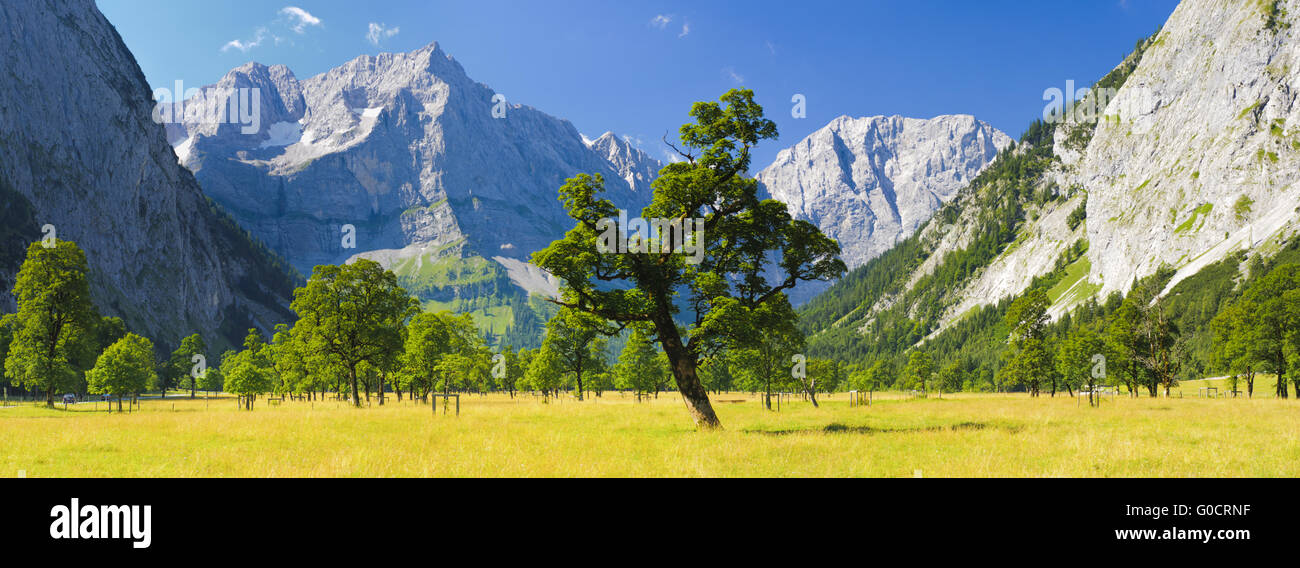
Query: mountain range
xmin=161 ymin=40 xmax=1009 ymax=343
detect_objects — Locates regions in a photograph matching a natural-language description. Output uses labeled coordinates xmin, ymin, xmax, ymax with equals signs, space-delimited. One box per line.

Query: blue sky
xmin=97 ymin=0 xmax=1181 ymax=168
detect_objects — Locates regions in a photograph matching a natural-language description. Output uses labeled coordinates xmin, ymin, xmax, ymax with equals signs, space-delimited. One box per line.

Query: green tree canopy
xmin=540 ymin=307 xmax=613 ymax=401
xmin=4 ymin=240 xmax=98 ymax=406
xmin=1001 ymin=337 xmax=1051 ymax=396
xmin=1057 ymin=326 xmax=1106 ymax=405
xmin=86 ymin=333 xmax=155 ymax=412
xmin=903 ymin=351 xmax=934 ymax=394
xmin=221 ymin=331 xmax=275 ymax=410
xmin=614 ymin=323 xmax=671 ymax=399
xmin=291 ymin=259 xmax=418 ymax=407
xmin=523 ymin=346 xmax=563 ymax=398
xmin=531 ymin=89 xmax=845 ymax=429
xmin=169 ymin=333 xmax=208 ymax=398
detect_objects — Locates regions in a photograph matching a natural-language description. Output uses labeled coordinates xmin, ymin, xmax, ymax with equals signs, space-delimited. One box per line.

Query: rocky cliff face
xmin=1077 ymin=0 xmax=1300 ymax=298
xmin=755 ymin=114 xmax=1009 ymax=305
xmin=172 ymin=44 xmax=660 ymax=286
xmin=0 ymin=0 xmax=296 ymax=349
xmin=758 ymin=115 xmax=1011 ymax=271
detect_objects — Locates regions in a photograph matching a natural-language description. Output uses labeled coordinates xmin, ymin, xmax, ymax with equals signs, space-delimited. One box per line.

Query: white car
xmin=61 ymin=393 xmax=76 ymax=404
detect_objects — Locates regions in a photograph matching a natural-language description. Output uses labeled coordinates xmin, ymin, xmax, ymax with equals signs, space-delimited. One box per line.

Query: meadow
xmin=3 ymin=384 xmax=1299 ymax=477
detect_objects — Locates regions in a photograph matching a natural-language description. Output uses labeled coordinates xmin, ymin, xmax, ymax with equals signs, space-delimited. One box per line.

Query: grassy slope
xmin=392 ymin=253 xmax=546 ymax=348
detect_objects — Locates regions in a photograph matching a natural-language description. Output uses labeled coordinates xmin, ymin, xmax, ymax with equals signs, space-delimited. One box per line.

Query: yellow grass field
xmin=2 ymin=390 xmax=1299 ymax=477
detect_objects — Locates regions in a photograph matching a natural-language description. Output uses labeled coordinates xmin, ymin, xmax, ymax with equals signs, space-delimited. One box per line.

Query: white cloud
xmin=220 ymin=7 xmax=319 ymax=53
xmin=280 ymin=6 xmax=322 ymax=34
xmin=650 ymin=14 xmax=689 ymax=38
xmin=724 ymin=66 xmax=744 ymax=84
xmin=222 ymin=27 xmax=268 ymax=53
xmin=367 ymin=22 xmax=401 ymax=46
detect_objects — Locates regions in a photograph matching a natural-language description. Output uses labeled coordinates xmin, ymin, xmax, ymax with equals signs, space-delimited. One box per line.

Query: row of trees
xmin=0 ymin=240 xmax=228 ymax=408
xmin=974 ymin=257 xmax=1300 ymax=402
xmin=0 ymin=238 xmax=820 ymax=413
xmin=0 ymin=237 xmax=961 ymax=414
xmin=1210 ymin=262 xmax=1300 ymax=399
xmin=999 ymin=283 xmax=1182 ymax=402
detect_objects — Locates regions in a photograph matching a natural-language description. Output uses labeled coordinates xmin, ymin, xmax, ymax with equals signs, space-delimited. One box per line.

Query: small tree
xmin=724 ymin=300 xmax=804 ymax=410
xmin=614 ymin=324 xmax=670 ymax=400
xmin=936 ymin=361 xmax=964 ymax=393
xmin=401 ymin=312 xmax=453 ymax=401
xmin=1002 ymin=289 xmax=1052 ymax=397
xmin=1057 ymin=326 xmax=1106 ymax=406
xmin=269 ymin=324 xmax=310 ymax=398
xmin=801 ymin=359 xmax=844 ymax=407
xmin=1105 ymin=303 xmax=1144 ymax=397
xmin=1001 ymin=338 xmax=1051 ymax=396
xmin=699 ymin=350 xmax=736 ymax=394
xmin=1211 ymin=301 xmax=1255 ymax=397
xmin=1133 ymin=300 xmax=1182 ymax=398
xmin=222 ymin=329 xmax=274 ymax=409
xmin=86 ymin=334 xmax=155 ymax=412
xmin=903 ymin=351 xmax=934 ymax=395
xmin=499 ymin=347 xmax=524 ymax=398
xmin=168 ymin=333 xmax=207 ymax=398
xmin=850 ymin=358 xmax=891 ymax=395
xmin=541 ymin=308 xmax=613 ymax=401
xmin=197 ymin=365 xmax=224 ymax=395
xmin=524 ymin=347 xmax=563 ymax=400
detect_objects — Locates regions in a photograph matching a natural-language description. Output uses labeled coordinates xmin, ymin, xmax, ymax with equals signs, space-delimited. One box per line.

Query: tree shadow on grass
xmin=745 ymin=421 xmax=1022 ymax=436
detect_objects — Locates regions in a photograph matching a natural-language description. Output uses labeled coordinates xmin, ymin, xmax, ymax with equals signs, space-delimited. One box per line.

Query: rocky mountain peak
xmin=759 ymin=113 xmax=1011 ymax=271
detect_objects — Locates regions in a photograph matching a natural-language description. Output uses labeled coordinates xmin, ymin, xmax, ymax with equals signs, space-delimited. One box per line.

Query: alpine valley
xmin=3 ymin=0 xmax=1294 ymax=379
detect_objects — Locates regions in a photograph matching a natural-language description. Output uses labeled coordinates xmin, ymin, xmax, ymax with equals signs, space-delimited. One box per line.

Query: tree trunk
xmin=349 ymin=365 xmax=361 ymax=407
xmin=764 ymin=377 xmax=772 ymax=411
xmin=653 ymin=315 xmax=721 ymax=429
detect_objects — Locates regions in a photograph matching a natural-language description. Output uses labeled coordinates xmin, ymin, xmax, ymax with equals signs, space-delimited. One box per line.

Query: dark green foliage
xmin=1265 ymin=0 xmax=1291 ymax=33
xmin=1066 ymin=200 xmax=1087 ymax=231
xmin=803 ymin=118 xmax=1059 ymax=371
